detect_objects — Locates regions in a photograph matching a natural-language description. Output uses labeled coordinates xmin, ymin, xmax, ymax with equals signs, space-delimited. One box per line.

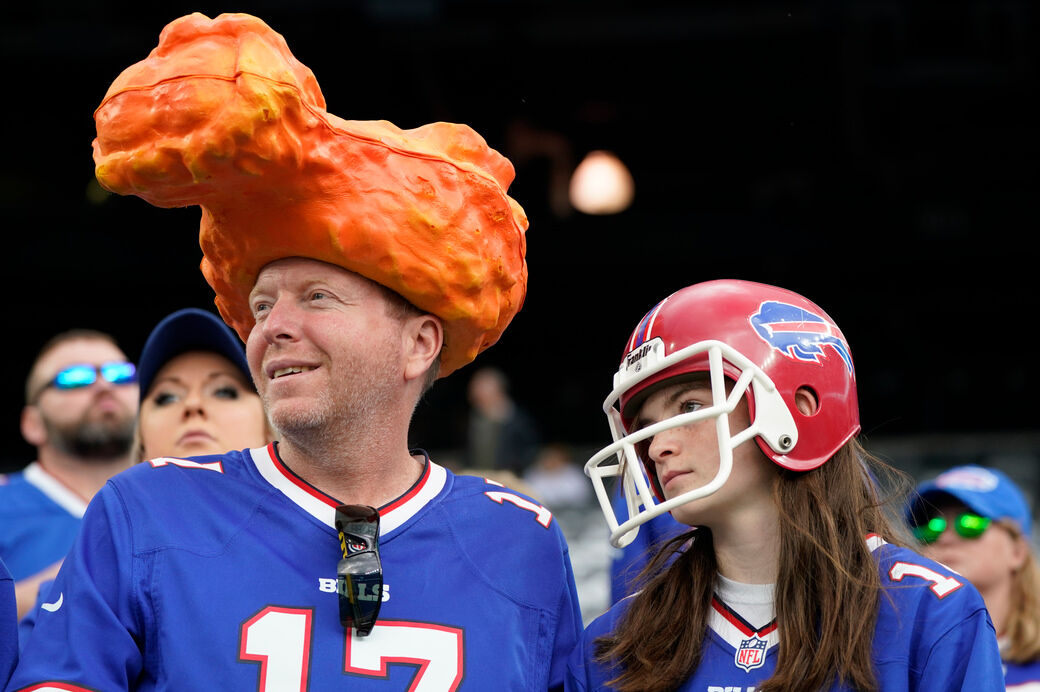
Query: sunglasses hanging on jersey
xmin=912 ymin=512 xmax=992 ymax=544
xmin=335 ymin=504 xmax=383 ymax=636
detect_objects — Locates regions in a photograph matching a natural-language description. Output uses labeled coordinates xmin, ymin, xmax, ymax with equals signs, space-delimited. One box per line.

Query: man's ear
xmin=402 ymin=314 xmax=444 ymax=383
xmin=21 ymin=405 xmax=47 ymax=447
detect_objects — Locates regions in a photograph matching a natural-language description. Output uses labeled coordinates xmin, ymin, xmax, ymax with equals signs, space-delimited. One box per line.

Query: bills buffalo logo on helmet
xmin=749 ymin=301 xmax=853 ymax=374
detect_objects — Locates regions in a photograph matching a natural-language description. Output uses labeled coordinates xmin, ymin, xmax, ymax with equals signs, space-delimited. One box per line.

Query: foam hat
xmin=908 ymin=465 xmax=1033 ymax=539
xmin=92 ymin=13 xmax=528 ymax=377
xmin=137 ymin=308 xmax=254 ymax=401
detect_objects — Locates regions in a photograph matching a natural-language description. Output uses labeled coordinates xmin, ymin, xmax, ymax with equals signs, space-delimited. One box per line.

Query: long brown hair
xmin=1002 ymin=522 xmax=1040 ymax=663
xmin=595 ymin=438 xmax=912 ymax=692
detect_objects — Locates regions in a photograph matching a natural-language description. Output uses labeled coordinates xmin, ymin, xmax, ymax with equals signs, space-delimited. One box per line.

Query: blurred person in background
xmin=133 ymin=307 xmax=273 ymax=462
xmin=524 ymin=442 xmax=592 ymax=511
xmin=907 ymin=464 xmax=1040 ymax=690
xmin=16 ymin=309 xmax=274 ymax=647
xmin=464 ymin=365 xmax=540 ymax=475
xmin=1 ymin=329 xmax=138 ymax=619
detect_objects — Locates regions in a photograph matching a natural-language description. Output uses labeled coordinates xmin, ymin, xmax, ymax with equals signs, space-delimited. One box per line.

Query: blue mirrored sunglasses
xmin=47 ymin=362 xmax=138 ymax=394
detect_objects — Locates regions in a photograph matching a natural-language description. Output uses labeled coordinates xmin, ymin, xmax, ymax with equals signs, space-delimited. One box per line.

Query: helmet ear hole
xmin=795 ymin=386 xmax=819 ymax=417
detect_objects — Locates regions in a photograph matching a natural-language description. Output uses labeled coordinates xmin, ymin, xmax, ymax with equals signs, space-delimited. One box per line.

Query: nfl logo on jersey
xmin=735 ymin=636 xmax=768 ymax=672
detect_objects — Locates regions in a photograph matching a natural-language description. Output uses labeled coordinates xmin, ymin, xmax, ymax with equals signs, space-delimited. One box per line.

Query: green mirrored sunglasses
xmin=912 ymin=512 xmax=992 ymax=544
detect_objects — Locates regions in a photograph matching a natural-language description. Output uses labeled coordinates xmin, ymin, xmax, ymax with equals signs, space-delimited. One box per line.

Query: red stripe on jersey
xmin=711 ymin=596 xmax=777 ymax=637
xmin=267 ymin=444 xmax=339 ymax=508
xmin=264 ymin=443 xmax=435 ymax=515
xmin=380 ymin=459 xmax=432 ymax=515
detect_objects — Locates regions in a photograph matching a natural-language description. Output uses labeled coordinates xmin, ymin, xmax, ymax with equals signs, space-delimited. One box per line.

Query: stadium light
xmin=568 ymin=150 xmax=635 ymax=215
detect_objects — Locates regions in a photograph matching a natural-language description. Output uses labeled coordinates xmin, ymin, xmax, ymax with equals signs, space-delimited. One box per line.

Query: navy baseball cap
xmin=908 ymin=465 xmax=1033 ymax=539
xmin=137 ymin=308 xmax=253 ymax=400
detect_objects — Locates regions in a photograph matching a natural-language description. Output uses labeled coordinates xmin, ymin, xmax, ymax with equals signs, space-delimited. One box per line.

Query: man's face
xmin=245 ymin=258 xmax=406 ymax=439
xmin=29 ymin=338 xmax=139 ymax=459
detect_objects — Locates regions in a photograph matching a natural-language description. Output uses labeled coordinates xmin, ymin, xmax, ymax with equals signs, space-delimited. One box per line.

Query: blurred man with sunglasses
xmin=907 ymin=465 xmax=1040 ymax=690
xmin=1 ymin=329 xmax=138 ymax=621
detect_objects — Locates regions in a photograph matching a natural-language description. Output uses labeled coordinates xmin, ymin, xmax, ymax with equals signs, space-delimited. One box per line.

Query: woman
xmin=134 ymin=307 xmax=271 ymax=461
xmin=907 ymin=465 xmax=1040 ymax=690
xmin=570 ymin=280 xmax=1003 ymax=691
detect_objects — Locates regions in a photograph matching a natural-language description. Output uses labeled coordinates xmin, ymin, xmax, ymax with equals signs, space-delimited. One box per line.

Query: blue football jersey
xmin=1005 ymin=658 xmax=1040 ymax=690
xmin=608 ymin=488 xmax=685 ymax=604
xmin=16 ymin=578 xmax=57 ymax=652
xmin=568 ymin=537 xmax=1005 ymax=691
xmin=0 ymin=464 xmax=87 ymax=580
xmin=7 ymin=444 xmax=582 ymax=691
xmin=0 ymin=558 xmax=16 ymax=689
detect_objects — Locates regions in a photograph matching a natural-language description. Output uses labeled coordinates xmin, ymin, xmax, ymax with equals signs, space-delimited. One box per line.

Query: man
xmin=1 ymin=329 xmax=138 ymax=619
xmin=7 ymin=12 xmax=580 ymax=691
xmin=464 ymin=366 xmax=540 ymax=475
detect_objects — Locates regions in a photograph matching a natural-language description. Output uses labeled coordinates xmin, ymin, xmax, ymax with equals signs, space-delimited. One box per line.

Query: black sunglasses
xmin=912 ymin=512 xmax=992 ymax=544
xmin=335 ymin=504 xmax=382 ymax=637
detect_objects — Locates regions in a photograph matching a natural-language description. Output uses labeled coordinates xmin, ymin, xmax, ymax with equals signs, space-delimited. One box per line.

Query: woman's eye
xmin=679 ymin=399 xmax=703 ymax=414
xmin=153 ymin=392 xmax=178 ymax=406
xmin=214 ymin=385 xmax=240 ymax=400
xmin=310 ymin=291 xmax=327 ymax=301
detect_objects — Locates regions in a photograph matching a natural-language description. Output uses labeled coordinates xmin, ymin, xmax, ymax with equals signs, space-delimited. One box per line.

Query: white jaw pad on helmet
xmin=585 ymin=338 xmax=797 ymax=548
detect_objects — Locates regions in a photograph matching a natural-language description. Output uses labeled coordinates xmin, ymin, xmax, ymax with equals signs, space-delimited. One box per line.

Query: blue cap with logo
xmin=137 ymin=308 xmax=253 ymax=401
xmin=909 ymin=465 xmax=1032 ymax=539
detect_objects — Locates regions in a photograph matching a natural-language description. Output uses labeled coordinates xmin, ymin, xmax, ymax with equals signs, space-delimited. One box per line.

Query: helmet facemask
xmin=585 ymin=337 xmax=797 ymax=548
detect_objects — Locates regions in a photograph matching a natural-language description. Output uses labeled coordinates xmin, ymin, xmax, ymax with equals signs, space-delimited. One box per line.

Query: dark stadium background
xmin=4 ymin=2 xmax=1038 ymax=484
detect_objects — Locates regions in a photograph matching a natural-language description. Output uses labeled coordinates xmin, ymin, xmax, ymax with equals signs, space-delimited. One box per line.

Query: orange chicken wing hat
xmin=92 ymin=12 xmax=528 ymax=377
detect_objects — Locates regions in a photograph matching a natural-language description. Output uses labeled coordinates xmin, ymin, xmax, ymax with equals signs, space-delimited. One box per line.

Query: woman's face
xmin=139 ymin=350 xmax=269 ymax=460
xmin=633 ymin=376 xmax=777 ymax=530
xmin=917 ymin=498 xmax=1027 ymax=598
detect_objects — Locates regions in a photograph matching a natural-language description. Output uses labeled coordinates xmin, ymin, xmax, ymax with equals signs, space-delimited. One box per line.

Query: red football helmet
xmin=585 ymin=280 xmax=860 ymax=547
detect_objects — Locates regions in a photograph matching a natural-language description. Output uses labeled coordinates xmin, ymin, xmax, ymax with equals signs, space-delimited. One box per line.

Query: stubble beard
xmin=265 ymin=360 xmax=399 ymax=462
xmin=266 ymin=385 xmax=337 ymax=445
